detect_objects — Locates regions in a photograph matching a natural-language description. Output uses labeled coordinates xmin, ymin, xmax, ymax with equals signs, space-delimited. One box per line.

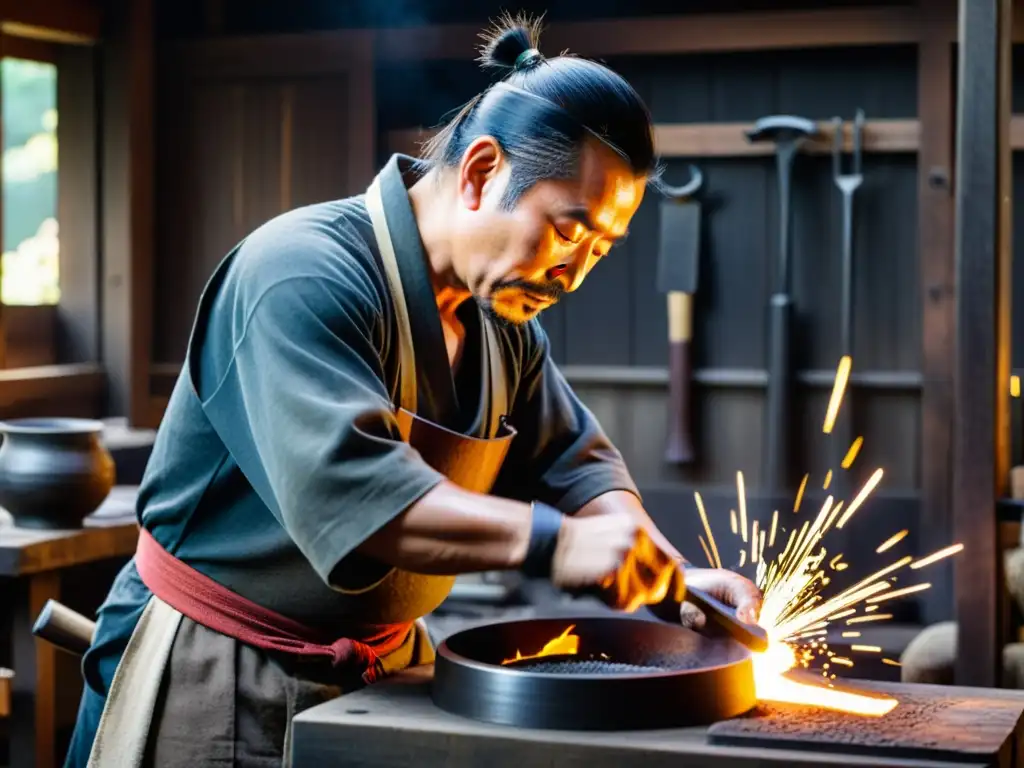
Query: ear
xmin=457 ymin=136 xmax=503 ymax=211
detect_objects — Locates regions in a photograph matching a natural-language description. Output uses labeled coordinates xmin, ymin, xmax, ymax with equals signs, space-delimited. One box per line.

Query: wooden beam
xmin=0 ymin=0 xmax=100 ymax=45
xmin=100 ymin=0 xmax=154 ymax=426
xmin=916 ymin=0 xmax=957 ymax=628
xmin=952 ymin=0 xmax=1013 ymax=688
xmin=374 ymin=7 xmax=922 ymax=62
xmin=385 ymin=120 xmax=920 ymax=160
xmin=0 ymin=363 xmax=103 ymax=408
xmin=0 ymin=33 xmax=57 ymax=62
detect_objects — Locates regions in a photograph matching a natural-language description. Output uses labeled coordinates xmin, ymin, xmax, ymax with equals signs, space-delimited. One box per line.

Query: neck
xmin=407 ymin=169 xmax=470 ymax=321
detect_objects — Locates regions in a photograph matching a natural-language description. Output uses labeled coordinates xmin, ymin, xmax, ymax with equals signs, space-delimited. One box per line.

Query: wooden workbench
xmin=0 ymin=487 xmax=139 ymax=768
xmin=291 ymin=665 xmax=1024 ymax=768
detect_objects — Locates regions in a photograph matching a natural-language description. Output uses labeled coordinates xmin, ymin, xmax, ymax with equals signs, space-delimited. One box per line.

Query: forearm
xmin=356 ymin=481 xmax=534 ymax=574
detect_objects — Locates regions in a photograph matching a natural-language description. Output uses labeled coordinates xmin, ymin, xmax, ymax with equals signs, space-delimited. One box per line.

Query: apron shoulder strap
xmin=480 ymin=315 xmax=508 ymax=438
xmin=366 ymin=178 xmax=417 ymax=414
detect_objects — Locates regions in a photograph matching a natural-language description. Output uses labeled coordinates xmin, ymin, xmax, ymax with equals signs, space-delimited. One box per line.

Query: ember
xmin=501 ymin=624 xmax=580 ymax=665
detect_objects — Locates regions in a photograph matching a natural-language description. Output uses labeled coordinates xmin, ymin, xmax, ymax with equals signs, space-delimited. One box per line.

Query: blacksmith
xmin=66 ymin=14 xmax=761 ymax=767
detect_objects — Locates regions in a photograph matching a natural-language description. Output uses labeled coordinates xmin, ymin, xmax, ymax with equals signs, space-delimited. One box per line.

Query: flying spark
xmin=689 ymin=356 xmax=964 ymax=715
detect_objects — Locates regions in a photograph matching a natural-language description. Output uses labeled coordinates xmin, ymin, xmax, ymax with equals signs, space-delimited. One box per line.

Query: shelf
xmin=385 ymin=119 xmax=920 ymax=160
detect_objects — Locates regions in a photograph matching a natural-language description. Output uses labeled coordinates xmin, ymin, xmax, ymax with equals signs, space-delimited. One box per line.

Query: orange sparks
xmin=866 ymin=584 xmax=931 ymax=604
xmin=847 ymin=613 xmax=893 ymax=625
xmin=699 ymin=535 xmax=715 ymax=568
xmin=882 ymin=658 xmax=902 ymax=667
xmin=768 ymin=510 xmax=779 ymax=548
xmin=694 ymin=492 xmax=722 ymax=569
xmin=835 ymin=469 xmax=884 ymax=529
xmin=1013 ymin=375 xmax=1021 ymax=398
xmin=794 ymin=474 xmax=809 ymax=512
xmin=730 ymin=509 xmax=738 ymax=535
xmin=841 ymin=437 xmax=864 ymax=468
xmin=851 ymin=645 xmax=882 ymax=653
xmin=910 ymin=543 xmax=964 ymax=570
xmin=737 ymin=472 xmax=748 ymax=543
xmin=752 ymin=520 xmax=760 ymax=563
xmin=831 ymin=657 xmax=854 ymax=666
xmin=876 ymin=530 xmax=909 ymax=554
xmin=823 ymin=356 xmax=852 ymax=434
xmin=823 ymin=470 xmax=833 ymax=490
xmin=842 ymin=631 xmax=861 ymax=638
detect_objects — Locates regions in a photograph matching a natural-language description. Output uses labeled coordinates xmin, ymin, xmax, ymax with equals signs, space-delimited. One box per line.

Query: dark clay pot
xmin=0 ymin=418 xmax=116 ymax=530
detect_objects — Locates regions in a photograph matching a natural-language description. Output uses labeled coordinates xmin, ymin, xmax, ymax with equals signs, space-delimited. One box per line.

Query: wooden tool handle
xmin=32 ymin=599 xmax=96 ymax=657
xmin=685 ymin=586 xmax=769 ymax=653
xmin=665 ymin=292 xmax=695 ymax=464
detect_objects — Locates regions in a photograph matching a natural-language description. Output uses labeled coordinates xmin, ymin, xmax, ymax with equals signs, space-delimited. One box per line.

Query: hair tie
xmin=513 ymin=48 xmax=543 ymax=71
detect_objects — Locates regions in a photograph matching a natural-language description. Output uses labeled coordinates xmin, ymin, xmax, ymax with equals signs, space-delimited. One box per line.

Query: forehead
xmin=540 ymin=140 xmax=646 ymax=233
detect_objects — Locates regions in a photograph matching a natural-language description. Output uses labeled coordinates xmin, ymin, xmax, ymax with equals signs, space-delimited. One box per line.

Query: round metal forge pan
xmin=432 ymin=616 xmax=756 ymax=731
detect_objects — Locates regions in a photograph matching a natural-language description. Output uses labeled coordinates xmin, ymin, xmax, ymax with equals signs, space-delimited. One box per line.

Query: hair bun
xmin=477 ymin=12 xmax=545 ymax=73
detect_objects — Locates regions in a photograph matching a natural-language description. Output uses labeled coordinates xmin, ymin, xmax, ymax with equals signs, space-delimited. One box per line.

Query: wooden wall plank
xmin=917 ymin=0 xmax=957 ymax=627
xmin=56 ymin=43 xmax=100 ymax=365
xmin=952 ymin=0 xmax=1012 ymax=688
xmin=373 ymin=7 xmax=922 ymax=62
xmin=386 ymin=119 xmax=922 ymax=160
xmin=0 ymin=0 xmax=100 ymax=44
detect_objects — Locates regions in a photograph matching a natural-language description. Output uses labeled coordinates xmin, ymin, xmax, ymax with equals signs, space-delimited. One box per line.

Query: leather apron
xmin=85 ymin=171 xmax=516 ymax=768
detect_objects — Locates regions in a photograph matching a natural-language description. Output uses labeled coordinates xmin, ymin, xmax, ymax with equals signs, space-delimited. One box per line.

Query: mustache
xmin=491 ymin=278 xmax=565 ymax=301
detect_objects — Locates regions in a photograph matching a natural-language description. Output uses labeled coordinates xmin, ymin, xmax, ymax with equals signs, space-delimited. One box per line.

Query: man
xmin=67 ymin=14 xmax=761 ymax=768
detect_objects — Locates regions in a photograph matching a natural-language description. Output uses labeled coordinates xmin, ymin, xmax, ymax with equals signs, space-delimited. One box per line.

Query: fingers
xmin=678 ymin=602 xmax=706 ymax=630
xmin=684 ymin=568 xmax=764 ymax=625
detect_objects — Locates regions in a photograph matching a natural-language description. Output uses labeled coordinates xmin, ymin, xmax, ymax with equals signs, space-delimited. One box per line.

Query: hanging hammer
xmin=745 ymin=115 xmax=818 ymax=496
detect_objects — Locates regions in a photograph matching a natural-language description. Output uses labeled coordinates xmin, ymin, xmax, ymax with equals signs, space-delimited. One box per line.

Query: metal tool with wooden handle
xmin=745 ymin=115 xmax=817 ymax=495
xmin=657 ymin=165 xmax=703 ymax=465
xmin=32 ymin=599 xmax=97 ymax=657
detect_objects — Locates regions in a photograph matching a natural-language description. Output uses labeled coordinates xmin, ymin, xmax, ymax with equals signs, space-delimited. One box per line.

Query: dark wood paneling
xmin=5 ymin=306 xmax=57 ymax=368
xmin=916 ymin=0 xmax=956 ymax=628
xmin=153 ymin=44 xmax=373 ymax=364
xmin=55 ymin=43 xmax=100 ymax=365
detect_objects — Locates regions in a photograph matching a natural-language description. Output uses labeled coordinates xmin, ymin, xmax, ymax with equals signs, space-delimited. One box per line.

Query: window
xmin=2 ymin=57 xmax=58 ymax=306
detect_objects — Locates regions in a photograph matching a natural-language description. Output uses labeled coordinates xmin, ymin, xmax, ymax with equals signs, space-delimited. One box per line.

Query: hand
xmin=678 ymin=567 xmax=762 ymax=628
xmin=550 ymin=512 xmax=684 ymax=612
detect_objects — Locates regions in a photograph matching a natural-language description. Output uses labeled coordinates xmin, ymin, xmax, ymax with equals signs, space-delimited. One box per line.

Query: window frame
xmin=0 ymin=31 xmax=104 ymax=419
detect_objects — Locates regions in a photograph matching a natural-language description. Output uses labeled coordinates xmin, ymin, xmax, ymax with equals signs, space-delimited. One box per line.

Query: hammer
xmin=745 ymin=116 xmax=818 ymax=496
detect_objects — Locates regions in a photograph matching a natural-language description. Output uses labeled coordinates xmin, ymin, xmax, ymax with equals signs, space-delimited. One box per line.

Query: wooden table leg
xmin=10 ymin=571 xmax=60 ymax=768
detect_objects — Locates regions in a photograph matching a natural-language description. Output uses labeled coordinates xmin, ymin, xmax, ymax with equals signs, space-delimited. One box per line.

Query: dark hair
xmin=419 ymin=12 xmax=661 ymax=210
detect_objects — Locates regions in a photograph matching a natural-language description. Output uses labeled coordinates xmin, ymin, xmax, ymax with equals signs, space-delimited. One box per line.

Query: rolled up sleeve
xmin=492 ymin=321 xmax=640 ymax=513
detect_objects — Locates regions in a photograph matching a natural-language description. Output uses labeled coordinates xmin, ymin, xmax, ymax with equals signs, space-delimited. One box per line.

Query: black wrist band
xmin=520 ymin=501 xmax=563 ymax=579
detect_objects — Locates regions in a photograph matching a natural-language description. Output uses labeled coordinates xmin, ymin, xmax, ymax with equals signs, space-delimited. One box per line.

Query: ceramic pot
xmin=0 ymin=418 xmax=116 ymax=529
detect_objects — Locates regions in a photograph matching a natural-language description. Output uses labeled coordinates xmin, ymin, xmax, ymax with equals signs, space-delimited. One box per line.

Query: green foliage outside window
xmin=3 ymin=58 xmax=58 ymax=306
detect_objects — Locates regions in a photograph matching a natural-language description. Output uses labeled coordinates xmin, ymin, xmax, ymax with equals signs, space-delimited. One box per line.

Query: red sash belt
xmin=135 ymin=527 xmax=412 ymax=684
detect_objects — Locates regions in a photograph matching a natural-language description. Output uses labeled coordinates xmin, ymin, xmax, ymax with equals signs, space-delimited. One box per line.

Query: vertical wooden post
xmin=100 ymin=0 xmax=155 ymax=426
xmin=917 ymin=0 xmax=957 ymax=625
xmin=953 ymin=0 xmax=1013 ymax=687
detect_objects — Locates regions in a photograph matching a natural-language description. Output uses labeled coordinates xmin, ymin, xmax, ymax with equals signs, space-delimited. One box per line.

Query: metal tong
xmin=830 ymin=110 xmax=864 ymax=491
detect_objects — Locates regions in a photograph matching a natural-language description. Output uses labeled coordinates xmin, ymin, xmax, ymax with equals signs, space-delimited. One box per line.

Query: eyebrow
xmin=563 ymin=207 xmax=629 ymax=243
